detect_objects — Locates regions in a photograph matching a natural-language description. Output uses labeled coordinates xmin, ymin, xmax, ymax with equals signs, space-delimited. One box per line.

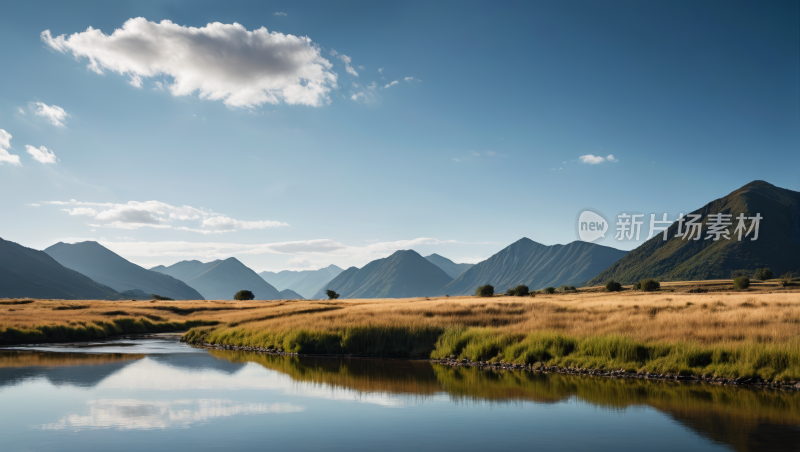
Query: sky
xmin=0 ymin=0 xmax=798 ymax=272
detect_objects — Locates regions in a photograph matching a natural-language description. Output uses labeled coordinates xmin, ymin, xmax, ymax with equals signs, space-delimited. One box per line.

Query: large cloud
xmin=0 ymin=129 xmax=21 ymax=166
xmin=49 ymin=199 xmax=288 ymax=232
xmin=42 ymin=18 xmax=338 ymax=107
xmin=32 ymin=102 xmax=69 ymax=127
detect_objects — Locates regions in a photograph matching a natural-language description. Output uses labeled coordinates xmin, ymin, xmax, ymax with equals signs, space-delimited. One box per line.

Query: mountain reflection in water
xmin=211 ymin=350 xmax=800 ymax=452
xmin=0 ymin=344 xmax=798 ymax=452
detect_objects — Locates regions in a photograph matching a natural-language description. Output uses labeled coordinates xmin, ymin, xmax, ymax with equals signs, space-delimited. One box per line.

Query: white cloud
xmin=579 ymin=154 xmax=606 ymax=164
xmin=32 ymin=102 xmax=69 ymax=127
xmin=350 ymin=92 xmax=365 ymax=101
xmin=26 ymin=203 xmax=41 ymax=207
xmin=42 ymin=18 xmax=338 ymax=108
xmin=333 ymin=52 xmax=358 ymax=77
xmin=45 ymin=199 xmax=289 ymax=232
xmin=378 ymin=68 xmax=384 ymax=74
xmin=25 ymin=145 xmax=58 ymax=164
xmin=63 ymin=207 xmax=98 ymax=216
xmin=383 ymin=80 xmax=398 ymax=89
xmin=287 ymin=257 xmax=313 ymax=268
xmin=451 ymin=158 xmax=460 ymax=163
xmin=0 ymin=129 xmax=21 ymax=166
xmin=579 ymin=154 xmax=618 ymax=164
xmin=17 ymin=107 xmax=25 ymax=115
xmin=404 ymin=76 xmax=419 ymax=82
xmin=273 ymin=12 xmax=287 ymax=16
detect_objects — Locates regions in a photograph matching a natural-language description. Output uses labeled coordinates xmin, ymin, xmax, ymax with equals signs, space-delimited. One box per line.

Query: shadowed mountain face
xmin=45 ymin=242 xmax=203 ymax=301
xmin=424 ymin=254 xmax=474 ymax=279
xmin=588 ymin=181 xmax=800 ymax=285
xmin=259 ymin=265 xmax=343 ymax=299
xmin=278 ymin=289 xmax=304 ymax=300
xmin=151 ymin=258 xmax=281 ymax=300
xmin=314 ymin=250 xmax=453 ymax=299
xmin=0 ymin=237 xmax=118 ymax=300
xmin=438 ymin=239 xmax=628 ymax=295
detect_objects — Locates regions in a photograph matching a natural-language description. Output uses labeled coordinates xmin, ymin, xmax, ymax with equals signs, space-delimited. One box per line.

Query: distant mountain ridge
xmin=588 ymin=180 xmax=800 ymax=285
xmin=45 ymin=241 xmax=203 ymax=300
xmin=424 ymin=254 xmax=474 ymax=279
xmin=314 ymin=250 xmax=453 ymax=299
xmin=0 ymin=237 xmax=118 ymax=300
xmin=438 ymin=239 xmax=628 ymax=295
xmin=152 ymin=258 xmax=281 ymax=300
xmin=259 ymin=265 xmax=343 ymax=298
xmin=278 ymin=289 xmax=304 ymax=300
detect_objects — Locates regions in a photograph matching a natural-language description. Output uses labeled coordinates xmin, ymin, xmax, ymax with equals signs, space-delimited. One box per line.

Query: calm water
xmin=1 ymin=337 xmax=798 ymax=452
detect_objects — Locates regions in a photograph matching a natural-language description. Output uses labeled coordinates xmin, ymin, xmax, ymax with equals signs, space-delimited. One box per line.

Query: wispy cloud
xmin=330 ymin=49 xmax=358 ymax=77
xmin=25 ymin=145 xmax=58 ymax=164
xmin=32 ymin=102 xmax=69 ymax=127
xmin=42 ymin=18 xmax=338 ymax=108
xmin=17 ymin=107 xmax=25 ymax=115
xmin=46 ymin=199 xmax=288 ymax=232
xmin=0 ymin=129 xmax=21 ymax=166
xmin=579 ymin=154 xmax=618 ymax=165
xmin=273 ymin=12 xmax=287 ymax=16
xmin=383 ymin=80 xmax=398 ymax=89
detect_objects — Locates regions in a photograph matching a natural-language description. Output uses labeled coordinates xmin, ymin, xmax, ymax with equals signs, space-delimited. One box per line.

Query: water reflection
xmin=211 ymin=350 xmax=800 ymax=452
xmin=41 ymin=399 xmax=304 ymax=431
xmin=1 ymin=344 xmax=798 ymax=452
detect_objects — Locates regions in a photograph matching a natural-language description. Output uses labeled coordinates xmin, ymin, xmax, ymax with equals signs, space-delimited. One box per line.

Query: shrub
xmin=326 ymin=290 xmax=340 ymax=300
xmin=512 ymin=285 xmax=529 ymax=296
xmin=733 ymin=276 xmax=750 ymax=291
xmin=151 ymin=294 xmax=174 ymax=301
xmin=560 ymin=285 xmax=576 ymax=292
xmin=605 ymin=280 xmax=622 ymax=292
xmin=640 ymin=279 xmax=660 ymax=292
xmin=475 ymin=285 xmax=494 ymax=297
xmin=234 ymin=290 xmax=255 ymax=301
xmin=632 ymin=281 xmax=641 ymax=290
xmin=544 ymin=287 xmax=556 ymax=294
xmin=754 ymin=268 xmax=774 ymax=281
xmin=780 ymin=272 xmax=793 ymax=287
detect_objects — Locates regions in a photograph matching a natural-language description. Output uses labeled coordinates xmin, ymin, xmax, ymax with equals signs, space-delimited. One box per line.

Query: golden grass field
xmin=1 ymin=280 xmax=799 ymax=380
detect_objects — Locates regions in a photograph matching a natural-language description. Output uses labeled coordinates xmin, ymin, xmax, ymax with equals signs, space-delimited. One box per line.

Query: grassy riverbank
xmin=2 ymin=286 xmax=799 ymax=380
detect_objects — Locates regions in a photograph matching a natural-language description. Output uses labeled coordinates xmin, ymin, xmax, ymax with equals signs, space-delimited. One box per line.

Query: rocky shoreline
xmin=192 ymin=341 xmax=800 ymax=391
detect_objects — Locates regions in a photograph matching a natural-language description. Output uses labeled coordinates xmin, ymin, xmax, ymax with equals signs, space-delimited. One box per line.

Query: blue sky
xmin=1 ymin=0 xmax=798 ymax=271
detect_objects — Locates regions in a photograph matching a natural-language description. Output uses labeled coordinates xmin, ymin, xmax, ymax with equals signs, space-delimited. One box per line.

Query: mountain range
xmin=259 ymin=265 xmax=343 ymax=299
xmin=438 ymin=239 xmax=629 ymax=295
xmin=424 ymin=254 xmax=473 ymax=279
xmin=151 ymin=258 xmax=281 ymax=300
xmin=45 ymin=241 xmax=203 ymax=300
xmin=313 ymin=250 xmax=453 ymax=299
xmin=588 ymin=180 xmax=800 ymax=285
xmin=0 ymin=237 xmax=119 ymax=300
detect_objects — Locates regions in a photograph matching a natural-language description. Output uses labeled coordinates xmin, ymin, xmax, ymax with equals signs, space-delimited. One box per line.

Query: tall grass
xmin=0 ymin=318 xmax=218 ymax=345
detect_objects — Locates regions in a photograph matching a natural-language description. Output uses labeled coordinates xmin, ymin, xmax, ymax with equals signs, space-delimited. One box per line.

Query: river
xmin=0 ymin=335 xmax=797 ymax=451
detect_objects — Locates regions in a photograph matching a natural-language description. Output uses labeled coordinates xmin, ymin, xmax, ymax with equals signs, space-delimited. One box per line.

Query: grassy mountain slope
xmin=0 ymin=237 xmax=118 ymax=300
xmin=439 ymin=239 xmax=628 ymax=295
xmin=424 ymin=254 xmax=474 ymax=279
xmin=152 ymin=258 xmax=281 ymax=300
xmin=588 ymin=180 xmax=800 ymax=285
xmin=313 ymin=250 xmax=453 ymax=299
xmin=45 ymin=241 xmax=203 ymax=300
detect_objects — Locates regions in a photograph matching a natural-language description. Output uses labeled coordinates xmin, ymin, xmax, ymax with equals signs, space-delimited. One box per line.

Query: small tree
xmin=733 ymin=276 xmax=750 ymax=291
xmin=512 ymin=285 xmax=529 ymax=296
xmin=234 ymin=290 xmax=255 ymax=300
xmin=326 ymin=290 xmax=340 ymax=300
xmin=632 ymin=281 xmax=642 ymax=290
xmin=754 ymin=268 xmax=774 ymax=281
xmin=780 ymin=272 xmax=793 ymax=287
xmin=640 ymin=279 xmax=661 ymax=292
xmin=544 ymin=287 xmax=556 ymax=294
xmin=475 ymin=284 xmax=494 ymax=297
xmin=560 ymin=285 xmax=576 ymax=292
xmin=605 ymin=280 xmax=622 ymax=292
